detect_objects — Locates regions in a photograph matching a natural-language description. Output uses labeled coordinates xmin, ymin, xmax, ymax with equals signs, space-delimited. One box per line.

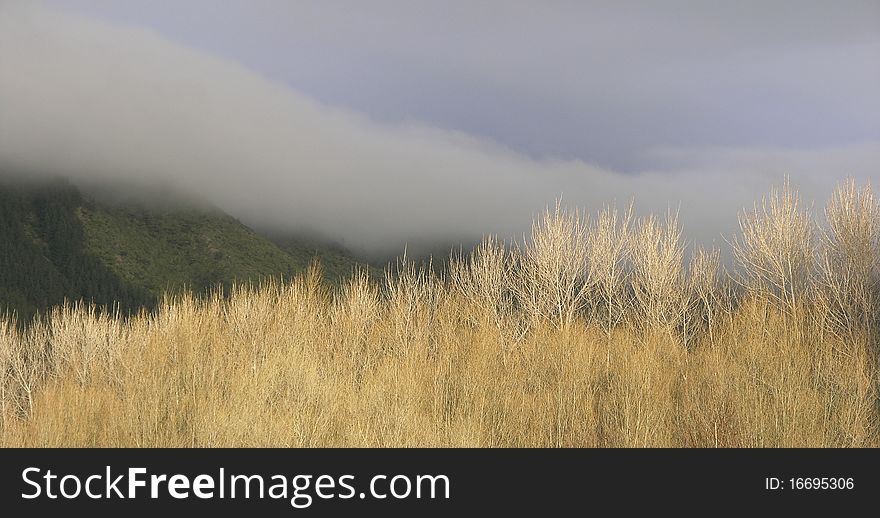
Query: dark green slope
xmin=270 ymin=235 xmax=383 ymax=282
xmin=0 ymin=178 xmax=369 ymax=321
xmin=0 ymin=179 xmax=152 ymax=320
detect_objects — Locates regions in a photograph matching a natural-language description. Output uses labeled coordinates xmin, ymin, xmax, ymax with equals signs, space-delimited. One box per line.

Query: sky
xmin=1 ymin=1 xmax=879 ymax=256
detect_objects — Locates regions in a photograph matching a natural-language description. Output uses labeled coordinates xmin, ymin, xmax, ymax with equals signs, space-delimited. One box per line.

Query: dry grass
xmin=2 ymin=179 xmax=879 ymax=448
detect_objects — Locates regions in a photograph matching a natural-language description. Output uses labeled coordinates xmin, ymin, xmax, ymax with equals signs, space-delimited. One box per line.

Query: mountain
xmin=0 ymin=177 xmax=374 ymax=321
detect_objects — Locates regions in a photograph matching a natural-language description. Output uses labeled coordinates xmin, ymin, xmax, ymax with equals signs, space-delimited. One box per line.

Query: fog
xmin=1 ymin=4 xmax=878 ymax=258
xmin=41 ymin=0 xmax=880 ymax=172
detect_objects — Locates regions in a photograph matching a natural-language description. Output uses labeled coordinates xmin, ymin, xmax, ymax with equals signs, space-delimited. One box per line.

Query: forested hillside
xmin=0 ymin=178 xmax=370 ymax=321
xmin=0 ymin=178 xmax=151 ymax=320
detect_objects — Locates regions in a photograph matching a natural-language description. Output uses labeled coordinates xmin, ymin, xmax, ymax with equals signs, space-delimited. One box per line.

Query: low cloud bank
xmin=1 ymin=4 xmax=878 ymax=258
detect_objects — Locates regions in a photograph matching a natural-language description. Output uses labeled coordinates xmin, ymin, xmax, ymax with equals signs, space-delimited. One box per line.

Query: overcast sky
xmin=1 ymin=1 xmax=879 ymax=255
xmin=39 ymin=0 xmax=880 ymax=170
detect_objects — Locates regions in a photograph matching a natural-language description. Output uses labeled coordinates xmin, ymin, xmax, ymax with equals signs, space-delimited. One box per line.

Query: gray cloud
xmin=1 ymin=4 xmax=878 ymax=258
xmin=43 ymin=0 xmax=880 ymax=171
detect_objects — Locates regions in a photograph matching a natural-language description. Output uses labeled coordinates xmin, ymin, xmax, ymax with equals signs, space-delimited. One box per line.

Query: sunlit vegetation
xmin=1 ymin=179 xmax=878 ymax=447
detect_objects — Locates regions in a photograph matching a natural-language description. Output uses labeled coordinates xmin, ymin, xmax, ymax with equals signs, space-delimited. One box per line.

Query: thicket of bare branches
xmin=1 ymin=178 xmax=879 ymax=447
